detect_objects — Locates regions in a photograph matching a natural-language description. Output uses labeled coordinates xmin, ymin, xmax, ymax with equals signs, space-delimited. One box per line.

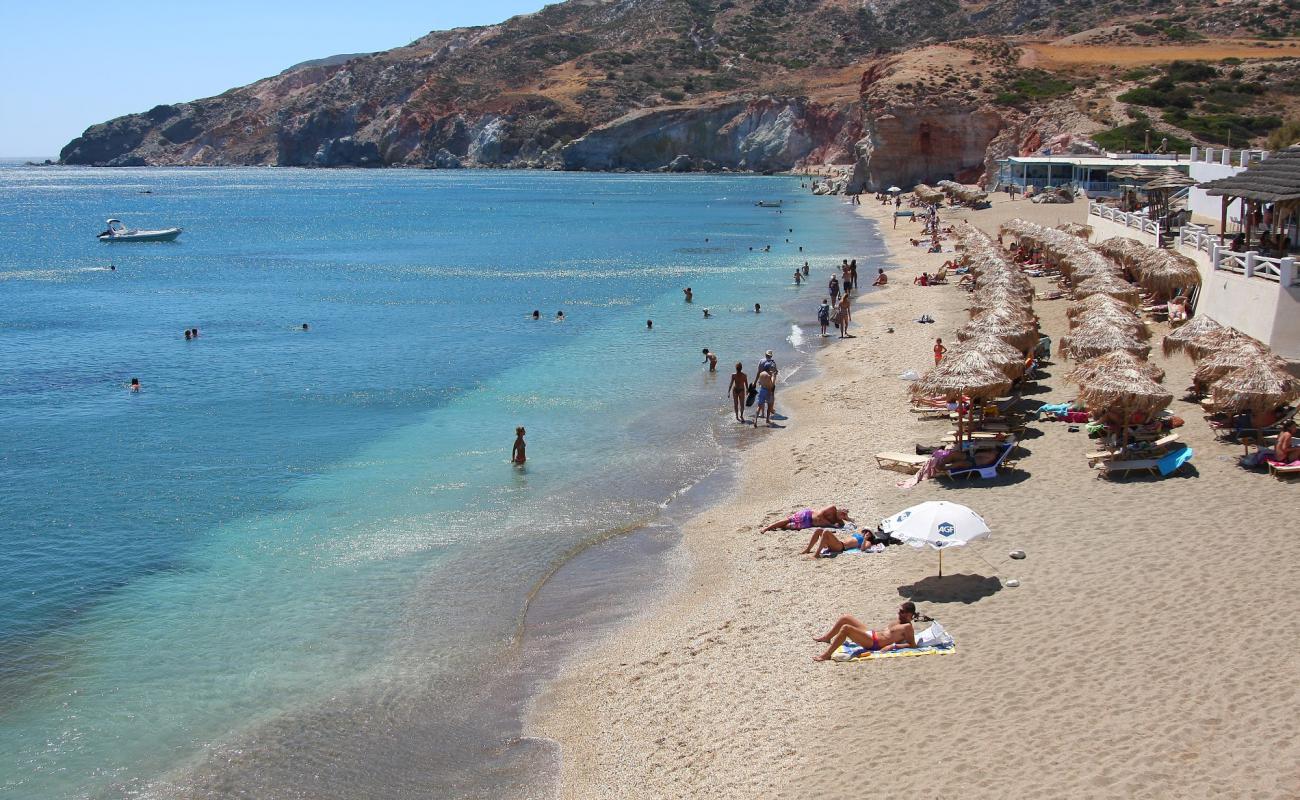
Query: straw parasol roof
xmin=1056 ymin=222 xmax=1092 ymax=239
xmin=1162 ymin=315 xmax=1225 ymax=357
xmin=1072 ymin=274 xmax=1142 ymax=305
xmin=956 ymin=309 xmax=1039 ymax=351
xmin=1208 ymin=360 xmax=1300 ymax=413
xmin=1066 ymin=293 xmax=1141 ymax=322
xmin=950 ymin=336 xmax=1029 ymax=378
xmin=1191 ymin=340 xmax=1282 ymax=384
xmin=1182 ymin=327 xmax=1259 ymax=361
xmin=1065 ymin=350 xmax=1166 ymax=385
xmin=1060 ymin=322 xmax=1152 ymax=360
xmin=1143 ymin=173 xmax=1198 ymax=191
xmin=1201 ymin=146 xmax=1300 ymax=203
xmin=912 ymin=349 xmax=1014 ymax=400
xmin=1075 ymin=363 xmax=1174 ymax=416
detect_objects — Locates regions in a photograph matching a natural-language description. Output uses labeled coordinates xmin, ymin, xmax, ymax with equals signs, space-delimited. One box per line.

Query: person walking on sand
xmin=812 ymin=602 xmax=918 ymax=662
xmin=817 ymin=299 xmax=831 ymax=337
xmin=828 ymin=275 xmax=840 ymax=304
xmin=934 ymin=337 xmax=947 ymax=365
xmin=754 ymin=366 xmax=776 ymax=426
xmin=702 ymin=348 xmax=718 ymax=372
xmin=837 ymin=294 xmax=852 ymax=337
xmin=728 ymin=362 xmax=748 ymax=423
xmin=511 ymin=427 xmax=527 ymax=464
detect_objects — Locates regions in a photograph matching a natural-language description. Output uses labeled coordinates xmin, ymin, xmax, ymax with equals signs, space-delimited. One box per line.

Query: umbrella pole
xmin=939 ymin=549 xmax=944 ymax=577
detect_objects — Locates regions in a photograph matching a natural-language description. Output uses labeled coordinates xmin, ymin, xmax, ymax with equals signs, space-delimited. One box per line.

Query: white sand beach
xmin=530 ymin=192 xmax=1300 ymax=799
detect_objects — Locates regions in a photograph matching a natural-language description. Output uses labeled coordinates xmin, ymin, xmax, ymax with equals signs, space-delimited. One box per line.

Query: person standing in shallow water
xmin=683 ymin=287 xmax=693 ymax=303
xmin=512 ymin=427 xmax=526 ymax=465
xmin=702 ymin=348 xmax=718 ymax=372
xmin=727 ymin=362 xmax=749 ymax=423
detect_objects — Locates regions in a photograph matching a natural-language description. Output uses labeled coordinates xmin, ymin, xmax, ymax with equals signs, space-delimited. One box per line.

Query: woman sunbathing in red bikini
xmin=812 ymin=603 xmax=918 ymax=662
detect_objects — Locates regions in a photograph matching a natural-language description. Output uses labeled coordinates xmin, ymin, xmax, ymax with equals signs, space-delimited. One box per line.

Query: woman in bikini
xmin=761 ymin=505 xmax=852 ymax=532
xmin=801 ymin=527 xmax=887 ymax=558
xmin=727 ymin=362 xmax=748 ymax=424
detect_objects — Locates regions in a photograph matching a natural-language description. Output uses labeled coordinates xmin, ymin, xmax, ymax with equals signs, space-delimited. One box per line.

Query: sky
xmin=0 ymin=1 xmax=549 ymax=157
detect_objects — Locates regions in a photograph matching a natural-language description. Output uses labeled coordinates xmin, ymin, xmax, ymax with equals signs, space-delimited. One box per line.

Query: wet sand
xmin=529 ymin=193 xmax=1300 ymax=799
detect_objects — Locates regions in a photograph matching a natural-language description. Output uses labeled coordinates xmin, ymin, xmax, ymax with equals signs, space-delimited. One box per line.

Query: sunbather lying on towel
xmin=762 ymin=505 xmax=852 ymax=532
xmin=800 ymin=527 xmax=894 ymax=557
xmin=813 ymin=602 xmax=918 ymax=661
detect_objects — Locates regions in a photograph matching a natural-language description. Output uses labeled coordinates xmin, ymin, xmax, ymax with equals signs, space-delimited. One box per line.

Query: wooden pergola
xmin=1201 ymin=146 xmax=1300 ymax=256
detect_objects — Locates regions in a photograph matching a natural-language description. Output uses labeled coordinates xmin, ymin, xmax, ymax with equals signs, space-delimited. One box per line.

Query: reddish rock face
xmin=853 ymin=105 xmax=1006 ymax=191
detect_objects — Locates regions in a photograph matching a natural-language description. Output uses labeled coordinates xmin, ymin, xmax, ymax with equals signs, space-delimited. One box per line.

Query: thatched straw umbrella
xmin=1066 ymin=302 xmax=1150 ymax=341
xmin=1190 ymin=341 xmax=1282 ymax=385
xmin=1065 ymin=350 xmax=1166 ymax=386
xmin=1208 ymin=361 xmax=1300 ymax=413
xmin=1074 ymin=362 xmax=1174 ymax=455
xmin=912 ymin=350 xmax=1015 ymax=446
xmin=1129 ymin=249 xmax=1201 ymax=297
xmin=1096 ymin=236 xmax=1146 ymax=268
xmin=1066 ymin=293 xmax=1141 ymax=322
xmin=1162 ymin=315 xmax=1224 ymax=357
xmin=1072 ymin=274 xmax=1142 ymax=305
xmin=1057 ymin=222 xmax=1092 ymax=239
xmin=956 ymin=309 xmax=1039 ymax=352
xmin=1060 ymin=322 xmax=1152 ymax=361
xmin=1182 ymin=327 xmax=1259 ymax=361
xmin=950 ymin=335 xmax=1028 ymax=378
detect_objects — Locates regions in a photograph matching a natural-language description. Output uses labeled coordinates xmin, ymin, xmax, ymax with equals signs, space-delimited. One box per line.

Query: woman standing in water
xmin=727 ymin=362 xmax=749 ymax=423
xmin=511 ymin=427 xmax=527 ymax=465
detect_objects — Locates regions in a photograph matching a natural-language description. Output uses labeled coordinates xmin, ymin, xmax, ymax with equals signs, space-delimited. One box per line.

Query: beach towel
xmin=1266 ymin=458 xmax=1300 ymax=468
xmin=819 ymin=543 xmax=885 ymax=557
xmin=1157 ymin=445 xmax=1194 ymax=476
xmin=832 ymin=642 xmax=956 ymax=662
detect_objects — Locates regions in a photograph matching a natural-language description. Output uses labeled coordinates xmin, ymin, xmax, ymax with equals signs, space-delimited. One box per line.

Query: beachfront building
xmin=1086 ymin=146 xmax=1300 ymax=360
xmin=1185 ymin=146 xmax=1268 ymax=221
xmin=994 ymin=154 xmax=1187 ymax=197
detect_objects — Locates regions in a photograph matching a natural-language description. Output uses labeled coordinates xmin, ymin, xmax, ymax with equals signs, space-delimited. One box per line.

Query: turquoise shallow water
xmin=0 ymin=164 xmax=873 ymax=798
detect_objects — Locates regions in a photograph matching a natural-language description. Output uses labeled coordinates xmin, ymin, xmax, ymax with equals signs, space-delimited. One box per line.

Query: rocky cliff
xmin=63 ymin=0 xmax=1300 ymax=178
xmin=61 ymin=0 xmax=1143 ymax=172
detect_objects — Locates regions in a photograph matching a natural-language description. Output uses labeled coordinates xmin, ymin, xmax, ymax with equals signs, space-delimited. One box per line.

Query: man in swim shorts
xmin=812 ymin=602 xmax=918 ymax=661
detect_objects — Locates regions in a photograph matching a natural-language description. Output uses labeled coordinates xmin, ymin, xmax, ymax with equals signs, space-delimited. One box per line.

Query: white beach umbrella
xmin=881 ymin=501 xmax=991 ymax=576
xmin=887 ymin=186 xmax=902 ymax=193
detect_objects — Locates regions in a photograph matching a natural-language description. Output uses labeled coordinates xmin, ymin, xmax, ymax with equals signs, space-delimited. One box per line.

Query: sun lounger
xmin=1267 ymin=460 xmax=1300 ymax=478
xmin=1096 ymin=445 xmax=1193 ymax=478
xmin=875 ymin=452 xmax=929 ymax=473
xmin=1085 ymin=434 xmax=1179 ymax=464
xmin=942 ymin=443 xmax=1015 ymax=480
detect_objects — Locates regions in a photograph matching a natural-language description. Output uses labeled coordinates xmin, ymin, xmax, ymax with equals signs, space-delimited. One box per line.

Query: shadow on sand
xmin=899 ymin=573 xmax=1002 ymax=604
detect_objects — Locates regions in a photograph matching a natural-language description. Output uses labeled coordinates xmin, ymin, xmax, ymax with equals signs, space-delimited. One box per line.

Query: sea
xmin=0 ymin=162 xmax=880 ymax=799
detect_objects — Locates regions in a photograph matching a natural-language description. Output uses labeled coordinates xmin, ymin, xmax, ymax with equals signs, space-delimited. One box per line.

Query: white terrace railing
xmin=1206 ymin=242 xmax=1298 ymax=285
xmin=1088 ymin=201 xmax=1161 ymax=238
xmin=1179 ymin=222 xmax=1212 ymax=254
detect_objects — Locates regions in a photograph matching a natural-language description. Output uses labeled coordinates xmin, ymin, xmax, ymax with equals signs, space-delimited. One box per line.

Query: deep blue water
xmin=0 ymin=165 xmax=871 ymax=798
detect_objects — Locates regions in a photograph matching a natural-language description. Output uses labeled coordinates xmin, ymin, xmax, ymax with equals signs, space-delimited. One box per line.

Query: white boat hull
xmin=99 ymin=228 xmax=182 ymax=242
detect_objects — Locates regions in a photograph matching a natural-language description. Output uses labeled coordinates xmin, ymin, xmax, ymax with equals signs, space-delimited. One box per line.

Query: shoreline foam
xmin=528 ymin=192 xmax=1299 ymax=798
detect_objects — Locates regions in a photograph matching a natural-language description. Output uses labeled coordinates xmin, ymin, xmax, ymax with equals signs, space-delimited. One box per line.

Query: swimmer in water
xmin=684 ymin=287 xmax=693 ymax=302
xmin=703 ymin=308 xmax=711 ymax=318
xmin=647 ymin=319 xmax=654 ymax=330
xmin=532 ymin=310 xmax=540 ymax=320
xmin=794 ymin=270 xmax=802 ymax=285
xmin=754 ymin=303 xmax=761 ymax=314
xmin=191 ymin=328 xmax=199 ymax=338
xmin=512 ymin=426 xmax=526 ymax=464
xmin=802 ymin=263 xmax=810 ymax=276
xmin=302 ymin=323 xmax=310 ymax=331
xmin=556 ymin=311 xmax=565 ymax=321
xmin=129 ymin=378 xmax=141 ymax=392
xmin=109 ymin=265 xmax=116 ymax=271
xmin=184 ymin=330 xmax=191 ymax=340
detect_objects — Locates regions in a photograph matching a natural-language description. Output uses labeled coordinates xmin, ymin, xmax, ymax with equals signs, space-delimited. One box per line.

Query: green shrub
xmin=1122 ymin=67 xmax=1155 ymax=81
xmin=1092 ymin=122 xmax=1192 ymax=152
xmin=1166 ymin=60 xmax=1216 ymax=82
xmin=1129 ymin=22 xmax=1159 ymax=36
xmin=1165 ymin=112 xmax=1282 ymax=144
xmin=1266 ymin=119 xmax=1300 ymax=149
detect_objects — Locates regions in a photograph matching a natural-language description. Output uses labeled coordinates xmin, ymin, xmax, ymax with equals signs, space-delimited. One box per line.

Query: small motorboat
xmin=755 ymin=200 xmax=783 ymax=208
xmin=97 ymin=218 xmax=182 ymax=243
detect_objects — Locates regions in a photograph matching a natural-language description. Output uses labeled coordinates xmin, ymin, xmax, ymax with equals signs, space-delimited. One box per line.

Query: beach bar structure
xmin=994 ymin=155 xmax=1188 ymax=197
xmin=1084 ymin=146 xmax=1300 ymax=360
